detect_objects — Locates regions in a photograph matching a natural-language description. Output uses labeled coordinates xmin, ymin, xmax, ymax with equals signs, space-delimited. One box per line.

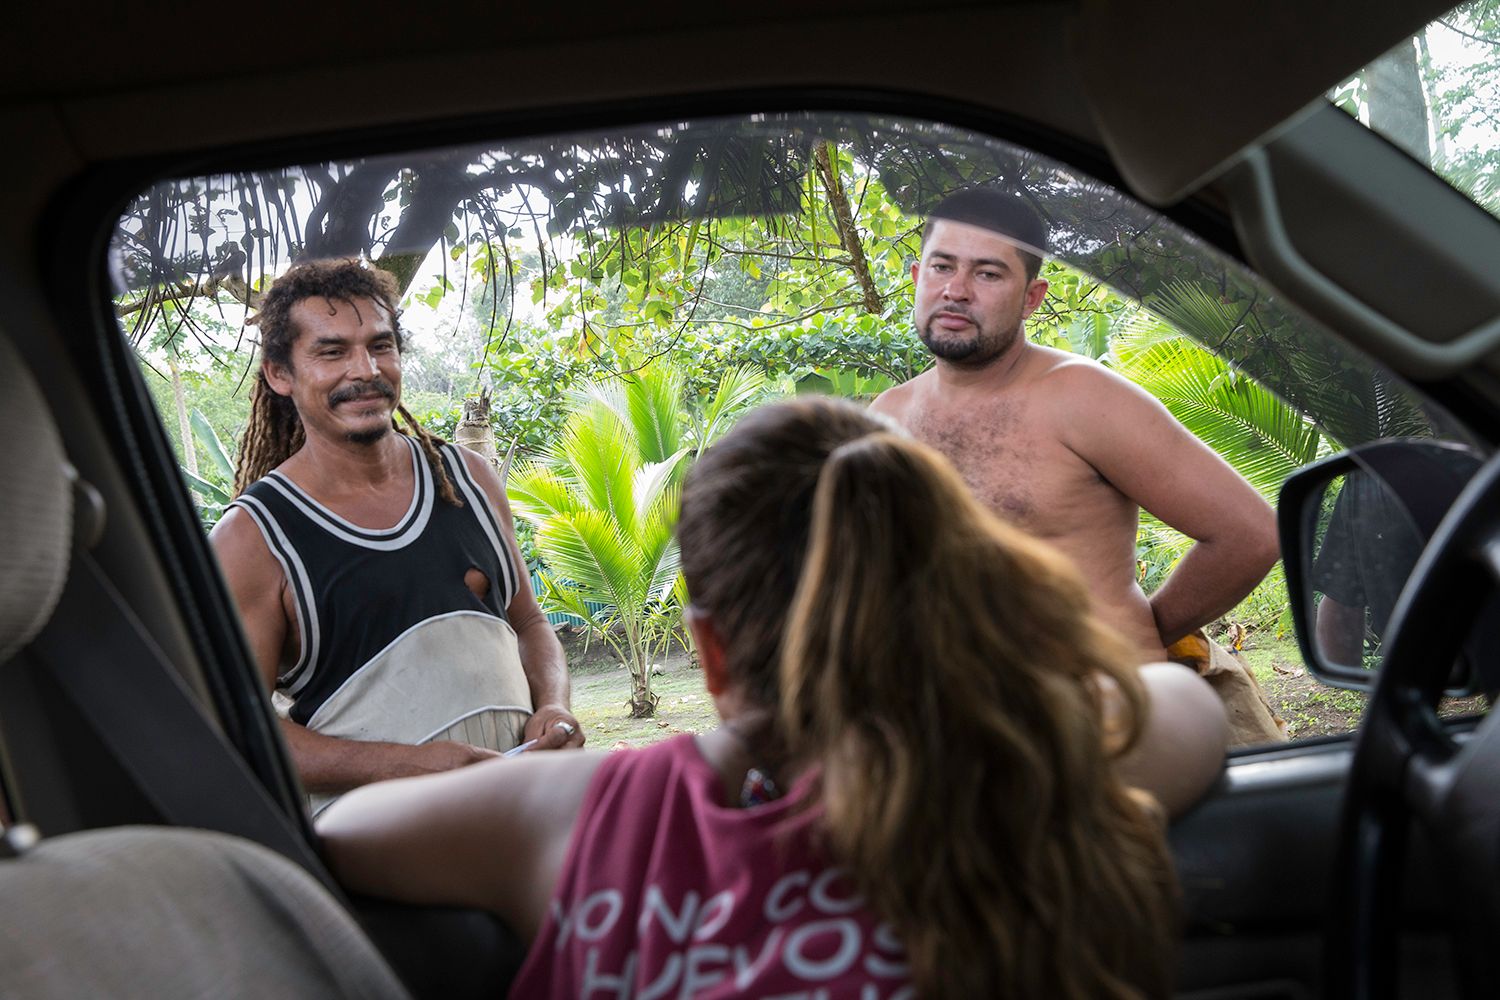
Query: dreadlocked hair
xmin=231 ymin=257 xmax=462 ymax=507
xmin=234 ymin=375 xmax=305 ymax=496
xmin=398 ymin=403 xmax=461 ymax=507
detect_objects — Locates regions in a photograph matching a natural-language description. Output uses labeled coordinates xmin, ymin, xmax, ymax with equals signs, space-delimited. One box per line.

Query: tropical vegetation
xmin=507 ymin=364 xmax=769 ymax=716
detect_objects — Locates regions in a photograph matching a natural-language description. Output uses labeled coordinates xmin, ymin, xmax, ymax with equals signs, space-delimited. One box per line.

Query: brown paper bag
xmin=1167 ymin=630 xmax=1288 ymax=747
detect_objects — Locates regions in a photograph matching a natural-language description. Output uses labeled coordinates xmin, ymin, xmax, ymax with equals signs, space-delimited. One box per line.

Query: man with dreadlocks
xmin=211 ymin=257 xmax=582 ymax=813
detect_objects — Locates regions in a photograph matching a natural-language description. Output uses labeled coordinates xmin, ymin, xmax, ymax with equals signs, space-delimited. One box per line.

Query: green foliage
xmin=1112 ymin=320 xmax=1323 ymax=497
xmin=691 ymin=366 xmax=770 ymax=448
xmin=126 ymin=131 xmax=1367 ymax=647
xmin=1027 ymin=262 xmax=1131 ymax=358
xmin=142 ymin=350 xmax=254 ymax=462
xmin=181 ymin=408 xmax=236 ymax=530
xmin=1420 ymin=1 xmax=1500 ymax=214
xmin=508 ymin=363 xmax=767 ymax=716
xmin=1331 ymin=3 xmax=1500 ymax=215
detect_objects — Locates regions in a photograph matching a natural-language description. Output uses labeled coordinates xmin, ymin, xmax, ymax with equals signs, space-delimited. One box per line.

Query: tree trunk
xmin=169 ymin=357 xmax=198 ymax=477
xmin=1367 ymin=37 xmax=1432 ymax=166
xmin=814 ymin=142 xmax=883 ymax=315
xmin=1415 ymin=29 xmax=1447 ymax=167
xmin=453 ymin=390 xmax=501 ymax=474
xmin=629 ymin=670 xmax=659 ymax=718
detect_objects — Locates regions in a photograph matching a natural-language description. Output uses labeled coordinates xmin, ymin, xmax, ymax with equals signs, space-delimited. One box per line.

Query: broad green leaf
xmin=695 ymin=366 xmax=767 ymax=449
xmin=182 ymin=468 xmax=230 ymax=505
xmin=538 ymin=572 xmax=614 ymax=634
xmin=538 ymin=510 xmax=644 ymax=615
xmin=632 ymin=450 xmax=690 ymax=528
xmin=639 ymin=486 xmax=684 ymax=602
xmin=190 ymin=409 xmax=235 ymax=484
xmin=1112 ymin=332 xmax=1322 ymax=497
xmin=623 ymin=365 xmax=684 ymax=463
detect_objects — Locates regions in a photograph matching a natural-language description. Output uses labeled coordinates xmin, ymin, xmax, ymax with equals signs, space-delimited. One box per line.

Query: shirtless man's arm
xmin=458 ymin=449 xmax=583 ymax=752
xmin=1056 ymin=363 xmax=1280 ymax=647
xmin=211 ymin=508 xmax=501 ymax=795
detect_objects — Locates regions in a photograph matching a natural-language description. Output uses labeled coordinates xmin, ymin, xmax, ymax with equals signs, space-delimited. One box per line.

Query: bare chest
xmin=903 ymin=394 xmax=1103 ymax=532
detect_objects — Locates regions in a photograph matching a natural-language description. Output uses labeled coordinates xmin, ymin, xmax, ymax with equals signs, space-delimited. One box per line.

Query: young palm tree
xmin=507 ymin=363 xmax=768 ymax=716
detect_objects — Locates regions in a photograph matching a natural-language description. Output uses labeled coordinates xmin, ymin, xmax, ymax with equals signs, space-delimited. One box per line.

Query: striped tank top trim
xmin=261 ymin=435 xmax=435 ymax=550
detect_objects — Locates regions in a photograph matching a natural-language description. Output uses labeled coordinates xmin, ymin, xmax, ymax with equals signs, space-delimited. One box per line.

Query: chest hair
xmin=908 ymin=401 xmax=1039 ymax=523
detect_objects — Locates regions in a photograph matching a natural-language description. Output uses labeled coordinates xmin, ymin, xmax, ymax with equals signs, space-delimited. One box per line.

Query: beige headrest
xmin=0 ymin=333 xmax=72 ymax=664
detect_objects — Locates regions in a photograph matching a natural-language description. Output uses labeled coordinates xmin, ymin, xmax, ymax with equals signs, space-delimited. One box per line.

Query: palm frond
xmin=1113 ymin=336 xmax=1322 ymax=497
xmin=536 ymin=572 xmax=615 ymax=635
xmin=1114 ymin=309 xmax=1180 ymax=353
xmin=695 ymin=365 xmax=768 ymax=449
xmin=537 ymin=510 xmax=646 ymax=615
xmin=671 ymin=572 xmax=691 ymax=609
xmin=559 ymin=402 xmax=638 ymax=529
xmin=638 ymin=485 xmax=684 ymax=602
xmin=575 ymin=378 xmax=629 ymax=429
xmin=632 ymin=448 xmax=691 ymax=531
xmin=1137 ymin=513 xmax=1193 ymax=591
xmin=506 ymin=462 xmax=582 ymax=525
xmin=1141 ymin=280 xmax=1255 ymax=352
xmin=623 ymin=364 xmax=685 ymax=463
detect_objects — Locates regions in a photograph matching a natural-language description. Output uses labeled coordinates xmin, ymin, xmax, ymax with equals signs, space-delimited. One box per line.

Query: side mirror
xmin=1279 ymin=439 xmax=1488 ymax=693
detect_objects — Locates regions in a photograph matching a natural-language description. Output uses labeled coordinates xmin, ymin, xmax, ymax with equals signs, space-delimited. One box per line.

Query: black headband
xmin=928 ymin=189 xmax=1048 ymax=256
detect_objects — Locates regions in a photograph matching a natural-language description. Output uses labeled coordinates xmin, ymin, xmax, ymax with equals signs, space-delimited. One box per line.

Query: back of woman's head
xmin=679 ymin=397 xmax=1177 ymax=999
xmin=678 ymin=396 xmax=885 ymax=706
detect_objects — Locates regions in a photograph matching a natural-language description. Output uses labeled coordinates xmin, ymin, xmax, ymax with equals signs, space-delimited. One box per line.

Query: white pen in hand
xmin=503 ymin=739 xmax=539 ymax=757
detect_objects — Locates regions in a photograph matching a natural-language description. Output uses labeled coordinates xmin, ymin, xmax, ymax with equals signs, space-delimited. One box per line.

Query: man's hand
xmin=408 ymin=740 xmax=504 ymax=774
xmin=278 ymin=722 xmax=505 ymax=793
xmin=523 ymin=704 xmax=586 ymax=751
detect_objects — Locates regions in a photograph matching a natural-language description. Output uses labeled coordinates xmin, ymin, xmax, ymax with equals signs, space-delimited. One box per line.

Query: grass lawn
xmin=1227 ymin=629 xmax=1484 ymax=741
xmin=572 ymin=663 xmax=720 ymax=749
xmin=1237 ymin=631 xmax=1367 ymax=740
xmin=561 ymin=629 xmax=718 ymax=749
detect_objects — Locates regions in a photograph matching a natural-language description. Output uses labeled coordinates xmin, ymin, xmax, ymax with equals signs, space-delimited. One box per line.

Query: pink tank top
xmin=509 ymin=734 xmax=912 ymax=999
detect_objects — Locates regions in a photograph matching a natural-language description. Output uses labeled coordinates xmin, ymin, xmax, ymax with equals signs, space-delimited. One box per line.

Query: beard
xmin=330 ymin=377 xmax=397 ymax=445
xmin=345 ymin=423 xmax=391 ymax=445
xmin=916 ymin=308 xmax=1020 ymax=367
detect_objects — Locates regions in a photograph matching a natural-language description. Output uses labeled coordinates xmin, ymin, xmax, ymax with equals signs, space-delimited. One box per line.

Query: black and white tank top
xmin=228 ymin=436 xmax=531 ymax=737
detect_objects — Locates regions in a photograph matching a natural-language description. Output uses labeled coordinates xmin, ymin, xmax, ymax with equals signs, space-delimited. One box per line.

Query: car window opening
xmin=1329 ymin=0 xmax=1500 ymax=221
xmin=112 ymin=110 xmax=1484 ymax=767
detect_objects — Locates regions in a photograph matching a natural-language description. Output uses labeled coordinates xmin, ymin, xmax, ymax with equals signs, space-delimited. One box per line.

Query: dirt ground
xmin=1236 ymin=633 xmax=1487 ymax=741
xmin=562 ymin=626 xmax=1489 ymax=750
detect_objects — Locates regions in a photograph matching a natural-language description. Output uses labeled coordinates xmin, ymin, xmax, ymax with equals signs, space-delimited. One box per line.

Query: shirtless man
xmin=871 ymin=189 xmax=1279 ymax=661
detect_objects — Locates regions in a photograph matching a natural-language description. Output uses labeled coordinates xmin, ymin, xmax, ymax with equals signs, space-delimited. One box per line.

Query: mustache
xmin=328 ymin=379 xmax=397 ymax=406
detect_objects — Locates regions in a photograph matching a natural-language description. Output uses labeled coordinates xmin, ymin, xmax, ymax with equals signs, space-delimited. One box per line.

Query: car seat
xmin=0 ymin=328 xmax=410 ymax=999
